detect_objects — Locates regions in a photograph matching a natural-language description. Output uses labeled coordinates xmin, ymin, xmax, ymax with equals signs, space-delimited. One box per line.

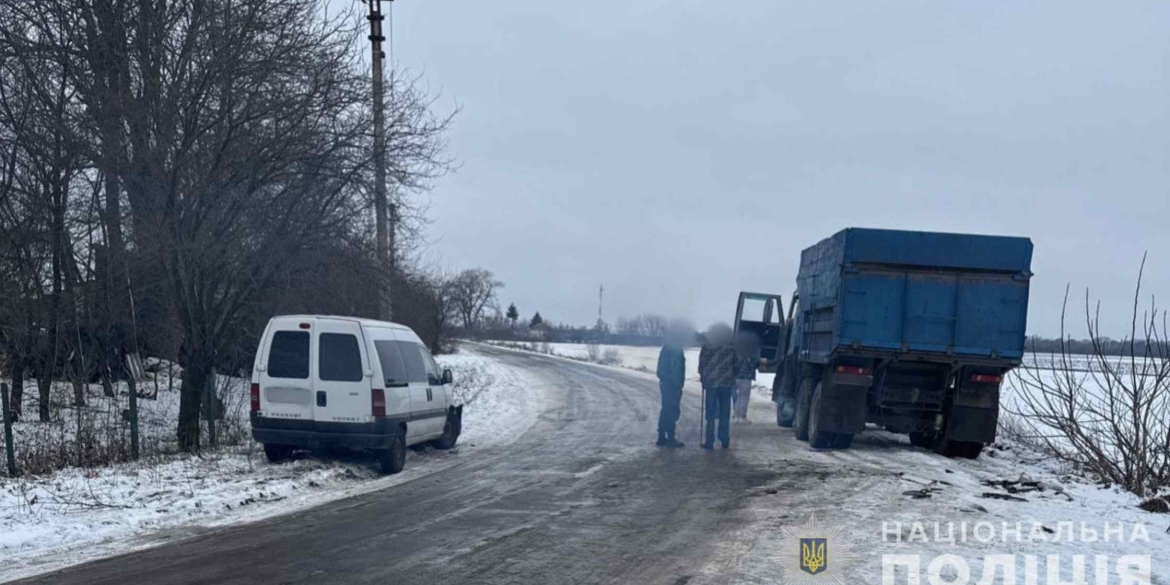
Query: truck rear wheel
xmin=807 ymin=382 xmax=836 ymax=449
xmin=793 ymin=377 xmax=815 ymax=441
xmin=935 ymin=439 xmax=983 ymax=460
xmin=908 ymin=432 xmax=933 ymax=448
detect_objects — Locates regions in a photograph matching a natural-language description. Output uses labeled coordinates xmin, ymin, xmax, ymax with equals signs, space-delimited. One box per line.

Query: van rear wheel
xmin=263 ymin=443 xmax=292 ymax=463
xmin=379 ymin=432 xmax=407 ymax=474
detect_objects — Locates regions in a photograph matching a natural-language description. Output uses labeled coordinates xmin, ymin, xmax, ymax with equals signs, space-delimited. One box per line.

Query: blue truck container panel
xmin=797 ymin=228 xmax=1032 ymax=363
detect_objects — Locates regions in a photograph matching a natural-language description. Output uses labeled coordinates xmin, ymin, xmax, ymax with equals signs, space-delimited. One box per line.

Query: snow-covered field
xmin=0 ymin=349 xmax=546 ymax=582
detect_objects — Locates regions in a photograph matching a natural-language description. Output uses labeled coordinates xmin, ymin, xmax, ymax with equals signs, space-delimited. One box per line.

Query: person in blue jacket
xmin=655 ymin=333 xmax=687 ymax=448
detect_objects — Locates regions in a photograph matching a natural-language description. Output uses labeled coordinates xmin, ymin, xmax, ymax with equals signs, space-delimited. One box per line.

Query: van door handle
xmin=426 ymin=388 xmax=433 ymax=401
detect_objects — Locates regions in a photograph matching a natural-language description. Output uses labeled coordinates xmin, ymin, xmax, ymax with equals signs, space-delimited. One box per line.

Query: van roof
xmin=271 ymin=315 xmax=412 ymax=331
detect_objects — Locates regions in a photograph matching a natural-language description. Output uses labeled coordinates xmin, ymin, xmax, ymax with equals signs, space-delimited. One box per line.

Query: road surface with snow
xmin=11 ymin=345 xmax=1167 ymax=585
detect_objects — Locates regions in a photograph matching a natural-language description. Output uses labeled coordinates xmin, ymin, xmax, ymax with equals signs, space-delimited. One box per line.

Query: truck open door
xmin=734 ymin=292 xmax=786 ymax=373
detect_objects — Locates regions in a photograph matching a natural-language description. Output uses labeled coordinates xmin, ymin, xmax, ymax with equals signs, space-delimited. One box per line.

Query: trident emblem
xmin=800 ymin=537 xmax=827 ymax=575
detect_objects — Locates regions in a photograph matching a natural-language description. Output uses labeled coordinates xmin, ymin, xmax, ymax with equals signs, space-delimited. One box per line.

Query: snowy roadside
xmin=0 ymin=346 xmax=545 ymax=583
xmin=483 ymin=339 xmax=1170 ymax=579
xmin=731 ymin=403 xmax=1170 ymax=583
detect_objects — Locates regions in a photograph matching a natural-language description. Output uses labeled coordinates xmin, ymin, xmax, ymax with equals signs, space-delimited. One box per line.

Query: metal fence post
xmin=2 ymin=382 xmax=17 ymax=476
xmin=126 ymin=354 xmax=139 ymax=460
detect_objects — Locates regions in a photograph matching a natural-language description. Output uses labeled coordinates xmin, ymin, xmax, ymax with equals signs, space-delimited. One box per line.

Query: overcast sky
xmin=369 ymin=0 xmax=1166 ymax=337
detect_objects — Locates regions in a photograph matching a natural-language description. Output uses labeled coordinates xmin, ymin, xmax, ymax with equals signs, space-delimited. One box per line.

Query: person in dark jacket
xmin=655 ymin=338 xmax=686 ymax=448
xmin=698 ymin=323 xmax=737 ymax=449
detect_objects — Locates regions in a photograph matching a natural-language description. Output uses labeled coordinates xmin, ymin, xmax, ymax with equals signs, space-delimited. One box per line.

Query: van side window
xmin=268 ymin=331 xmax=309 ymax=379
xmin=374 ymin=340 xmax=409 ymax=386
xmin=398 ymin=341 xmax=428 ymax=384
xmin=319 ymin=333 xmax=363 ymax=382
xmin=417 ymin=346 xmax=440 ymax=385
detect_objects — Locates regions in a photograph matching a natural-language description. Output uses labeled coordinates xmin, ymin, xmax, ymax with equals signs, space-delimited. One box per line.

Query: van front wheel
xmin=432 ymin=413 xmax=461 ymax=450
xmin=379 ymin=432 xmax=407 ymax=474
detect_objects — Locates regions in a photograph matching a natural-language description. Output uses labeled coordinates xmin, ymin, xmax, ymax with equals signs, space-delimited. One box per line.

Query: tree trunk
xmin=8 ymin=361 xmax=23 ymax=420
xmin=37 ymin=373 xmax=51 ymax=422
xmin=101 ymin=369 xmax=114 ymax=397
xmin=72 ymin=378 xmax=85 ymax=407
xmin=177 ymin=354 xmax=209 ymax=452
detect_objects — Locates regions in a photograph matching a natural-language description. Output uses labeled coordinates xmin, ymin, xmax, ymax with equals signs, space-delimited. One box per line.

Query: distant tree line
xmin=464 ymin=306 xmax=697 ymax=347
xmin=1026 ymin=335 xmax=1168 ymax=357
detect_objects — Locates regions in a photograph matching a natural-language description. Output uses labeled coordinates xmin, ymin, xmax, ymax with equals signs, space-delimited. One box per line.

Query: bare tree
xmin=0 ymin=0 xmax=455 ymax=457
xmin=451 ymin=268 xmax=503 ymax=333
xmin=615 ymin=314 xmax=668 ymax=338
xmin=1009 ymin=256 xmax=1169 ymax=497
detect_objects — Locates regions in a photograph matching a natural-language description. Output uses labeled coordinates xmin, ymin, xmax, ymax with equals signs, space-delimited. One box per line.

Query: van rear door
xmin=314 ymin=319 xmax=372 ymax=424
xmin=258 ymin=321 xmax=314 ymax=422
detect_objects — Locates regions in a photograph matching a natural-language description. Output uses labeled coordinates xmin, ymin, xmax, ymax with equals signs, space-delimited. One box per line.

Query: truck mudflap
xmin=943 ymin=387 xmax=1000 ymax=444
xmin=814 ymin=379 xmax=867 ymax=434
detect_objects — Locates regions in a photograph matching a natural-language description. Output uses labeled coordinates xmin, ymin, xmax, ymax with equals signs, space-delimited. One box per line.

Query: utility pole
xmin=368 ymin=0 xmax=393 ymax=320
xmin=598 ymin=284 xmax=603 ymax=323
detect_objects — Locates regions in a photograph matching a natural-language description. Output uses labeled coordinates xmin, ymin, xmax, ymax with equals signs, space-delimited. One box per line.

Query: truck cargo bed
xmin=798 ymin=228 xmax=1032 ymax=364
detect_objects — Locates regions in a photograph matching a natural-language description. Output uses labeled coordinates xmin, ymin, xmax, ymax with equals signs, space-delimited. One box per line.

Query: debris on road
xmin=902 ymin=487 xmax=941 ymax=500
xmin=980 ymin=492 xmax=1029 ymax=502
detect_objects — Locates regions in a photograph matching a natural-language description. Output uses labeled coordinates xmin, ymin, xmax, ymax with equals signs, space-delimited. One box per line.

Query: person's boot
xmin=656 ymin=431 xmax=668 ymax=447
xmin=665 ymin=432 xmax=685 ymax=448
xmin=721 ymin=441 xmax=730 ymax=449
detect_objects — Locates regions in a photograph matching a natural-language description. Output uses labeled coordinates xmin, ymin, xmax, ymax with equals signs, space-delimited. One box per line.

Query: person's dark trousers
xmin=658 ymin=382 xmax=682 ymax=437
xmin=704 ymin=386 xmax=733 ymax=447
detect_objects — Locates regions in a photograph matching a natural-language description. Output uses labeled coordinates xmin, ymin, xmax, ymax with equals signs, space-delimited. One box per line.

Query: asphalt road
xmin=18 ymin=346 xmax=843 ymax=585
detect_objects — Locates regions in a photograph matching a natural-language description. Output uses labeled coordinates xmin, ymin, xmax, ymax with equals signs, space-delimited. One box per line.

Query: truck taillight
xmin=250 ymin=383 xmax=260 ymax=413
xmin=371 ymin=389 xmax=386 ymax=418
xmin=836 ymin=365 xmax=871 ymax=375
xmin=970 ymin=374 xmax=1002 ymax=384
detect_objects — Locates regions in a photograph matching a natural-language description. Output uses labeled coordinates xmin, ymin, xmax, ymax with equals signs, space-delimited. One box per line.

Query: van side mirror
xmin=441 ymin=369 xmax=453 ymax=385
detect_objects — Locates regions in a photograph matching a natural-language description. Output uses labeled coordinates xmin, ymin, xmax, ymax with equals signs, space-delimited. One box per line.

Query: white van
xmin=250 ymin=315 xmax=462 ymax=474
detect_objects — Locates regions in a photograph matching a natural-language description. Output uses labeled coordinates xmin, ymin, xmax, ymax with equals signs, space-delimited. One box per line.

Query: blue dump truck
xmin=734 ymin=228 xmax=1032 ymax=458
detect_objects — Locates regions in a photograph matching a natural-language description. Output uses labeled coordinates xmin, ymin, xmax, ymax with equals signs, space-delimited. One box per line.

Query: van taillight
xmin=250 ymin=383 xmax=260 ymax=413
xmin=371 ymin=389 xmax=386 ymax=418
xmin=970 ymin=374 xmax=1003 ymax=384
